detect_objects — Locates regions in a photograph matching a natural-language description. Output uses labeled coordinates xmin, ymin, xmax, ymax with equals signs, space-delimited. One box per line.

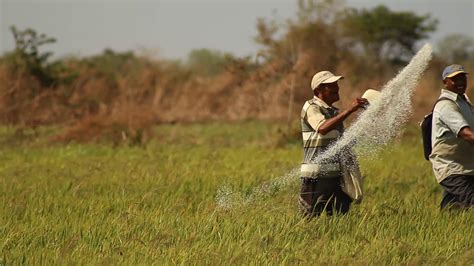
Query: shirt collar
xmin=440 ymin=89 xmax=464 ymax=102
xmin=313 ymin=96 xmax=331 ymax=109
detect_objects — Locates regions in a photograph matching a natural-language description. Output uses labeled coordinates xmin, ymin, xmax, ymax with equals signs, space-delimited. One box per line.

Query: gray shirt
xmin=430 ymin=89 xmax=474 ymax=183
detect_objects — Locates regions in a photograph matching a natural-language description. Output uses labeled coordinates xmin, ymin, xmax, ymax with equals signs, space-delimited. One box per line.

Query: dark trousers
xmin=299 ymin=177 xmax=352 ymax=217
xmin=440 ymin=174 xmax=474 ymax=210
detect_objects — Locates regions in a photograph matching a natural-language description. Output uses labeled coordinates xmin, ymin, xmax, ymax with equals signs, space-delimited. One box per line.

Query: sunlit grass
xmin=0 ymin=122 xmax=472 ymax=264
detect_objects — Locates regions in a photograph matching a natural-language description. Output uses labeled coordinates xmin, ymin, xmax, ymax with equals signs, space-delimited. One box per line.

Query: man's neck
xmin=315 ymin=95 xmax=333 ymax=106
xmin=444 ymin=87 xmax=465 ymax=95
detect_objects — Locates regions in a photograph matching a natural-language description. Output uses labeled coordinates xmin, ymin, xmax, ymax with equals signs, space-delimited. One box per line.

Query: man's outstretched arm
xmin=318 ymin=98 xmax=368 ymax=135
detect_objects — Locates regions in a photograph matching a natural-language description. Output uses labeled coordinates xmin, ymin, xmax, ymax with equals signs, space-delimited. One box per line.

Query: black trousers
xmin=299 ymin=177 xmax=352 ymax=217
xmin=440 ymin=174 xmax=474 ymax=209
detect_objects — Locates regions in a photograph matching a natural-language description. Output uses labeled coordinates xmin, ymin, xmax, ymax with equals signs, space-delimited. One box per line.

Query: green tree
xmin=437 ymin=34 xmax=474 ymax=63
xmin=84 ymin=48 xmax=138 ymax=81
xmin=341 ymin=5 xmax=438 ymax=63
xmin=187 ymin=48 xmax=233 ymax=76
xmin=8 ymin=26 xmax=63 ymax=86
xmin=254 ymin=0 xmax=344 ymax=65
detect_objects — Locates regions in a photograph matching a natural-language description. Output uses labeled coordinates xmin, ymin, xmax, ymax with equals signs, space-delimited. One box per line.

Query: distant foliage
xmin=437 ymin=34 xmax=474 ymax=63
xmin=82 ymin=48 xmax=139 ymax=80
xmin=1 ymin=1 xmax=473 ymax=144
xmin=187 ymin=48 xmax=234 ymax=76
xmin=6 ymin=26 xmax=66 ymax=87
xmin=341 ymin=5 xmax=438 ymax=63
xmin=254 ymin=0 xmax=344 ymax=68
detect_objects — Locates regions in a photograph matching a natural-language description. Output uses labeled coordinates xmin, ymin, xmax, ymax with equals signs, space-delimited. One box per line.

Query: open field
xmin=0 ymin=122 xmax=473 ymax=264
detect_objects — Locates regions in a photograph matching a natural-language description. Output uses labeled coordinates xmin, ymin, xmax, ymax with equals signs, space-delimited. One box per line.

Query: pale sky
xmin=1 ymin=0 xmax=473 ymax=59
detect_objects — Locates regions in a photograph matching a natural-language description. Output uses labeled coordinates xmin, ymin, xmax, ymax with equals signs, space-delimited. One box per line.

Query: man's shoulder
xmin=308 ymin=98 xmax=329 ymax=108
xmin=301 ymin=99 xmax=324 ymax=119
xmin=434 ymin=98 xmax=458 ymax=113
xmin=306 ymin=98 xmax=318 ymax=105
xmin=303 ymin=98 xmax=319 ymax=109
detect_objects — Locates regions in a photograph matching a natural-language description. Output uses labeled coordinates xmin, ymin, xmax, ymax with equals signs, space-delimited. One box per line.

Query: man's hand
xmin=458 ymin=126 xmax=474 ymax=145
xmin=317 ymin=98 xmax=369 ymax=135
xmin=348 ymin=98 xmax=370 ymax=113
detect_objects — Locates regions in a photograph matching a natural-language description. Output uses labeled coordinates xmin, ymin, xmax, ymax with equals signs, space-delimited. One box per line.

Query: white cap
xmin=311 ymin=71 xmax=343 ymax=91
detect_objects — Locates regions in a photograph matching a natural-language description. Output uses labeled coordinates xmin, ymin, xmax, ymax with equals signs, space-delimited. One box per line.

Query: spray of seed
xmin=216 ymin=44 xmax=433 ymax=210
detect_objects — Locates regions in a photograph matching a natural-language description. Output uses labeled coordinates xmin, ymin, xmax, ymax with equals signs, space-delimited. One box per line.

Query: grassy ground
xmin=0 ymin=122 xmax=473 ymax=264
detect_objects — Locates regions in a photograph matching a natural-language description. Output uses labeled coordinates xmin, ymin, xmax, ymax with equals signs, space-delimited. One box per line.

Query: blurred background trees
xmin=0 ymin=0 xmax=472 ymax=144
xmin=437 ymin=34 xmax=474 ymax=63
xmin=341 ymin=5 xmax=438 ymax=64
xmin=187 ymin=48 xmax=233 ymax=76
xmin=5 ymin=26 xmax=67 ymax=88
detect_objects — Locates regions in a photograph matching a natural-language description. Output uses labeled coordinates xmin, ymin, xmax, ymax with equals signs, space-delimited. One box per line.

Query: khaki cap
xmin=311 ymin=71 xmax=343 ymax=91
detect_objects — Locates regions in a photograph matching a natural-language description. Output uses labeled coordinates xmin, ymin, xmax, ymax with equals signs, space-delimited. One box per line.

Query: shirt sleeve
xmin=436 ymin=101 xmax=470 ymax=137
xmin=306 ymin=105 xmax=326 ymax=132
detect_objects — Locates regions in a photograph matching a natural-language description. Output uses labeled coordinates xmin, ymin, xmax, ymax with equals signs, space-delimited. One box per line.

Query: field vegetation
xmin=0 ymin=123 xmax=473 ymax=264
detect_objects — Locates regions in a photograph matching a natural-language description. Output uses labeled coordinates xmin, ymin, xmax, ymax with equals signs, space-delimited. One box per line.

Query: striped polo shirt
xmin=300 ymin=96 xmax=344 ymax=178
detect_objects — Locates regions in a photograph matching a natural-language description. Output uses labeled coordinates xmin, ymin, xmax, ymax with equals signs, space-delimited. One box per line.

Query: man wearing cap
xmin=299 ymin=70 xmax=368 ymax=216
xmin=430 ymin=64 xmax=474 ymax=209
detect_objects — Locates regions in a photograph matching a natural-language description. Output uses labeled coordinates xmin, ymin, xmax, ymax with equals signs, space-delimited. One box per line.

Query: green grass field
xmin=1 ymin=122 xmax=473 ymax=264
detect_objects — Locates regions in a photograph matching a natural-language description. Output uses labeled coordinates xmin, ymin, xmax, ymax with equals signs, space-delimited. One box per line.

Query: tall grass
xmin=0 ymin=122 xmax=472 ymax=264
